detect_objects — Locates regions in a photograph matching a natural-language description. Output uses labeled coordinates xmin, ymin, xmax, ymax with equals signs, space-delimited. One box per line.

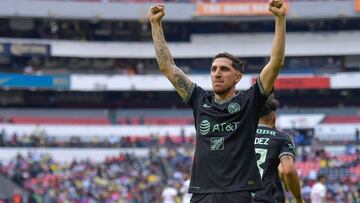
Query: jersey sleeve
xmin=244 ymin=77 xmax=272 ymax=113
xmin=256 ymin=76 xmax=272 ymax=97
xmin=279 ymin=135 xmax=296 ymax=160
xmin=185 ymin=83 xmax=207 ymax=111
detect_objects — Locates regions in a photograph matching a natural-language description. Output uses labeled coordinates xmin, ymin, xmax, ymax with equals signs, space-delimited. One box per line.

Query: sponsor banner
xmin=315 ymin=123 xmax=359 ymax=141
xmin=71 ymin=74 xmax=360 ymax=91
xmin=0 ymin=73 xmax=69 ymax=89
xmin=315 ymin=124 xmax=359 ymax=137
xmin=330 ymin=72 xmax=360 ymax=89
xmin=252 ymin=76 xmax=330 ymax=89
xmin=0 ymin=43 xmax=50 ymax=56
xmin=9 ymin=43 xmax=50 ymax=56
xmin=355 ymin=0 xmax=360 ymax=12
xmin=196 ymin=2 xmax=275 ymax=16
xmin=71 ymin=74 xmax=253 ymax=91
xmin=277 ymin=114 xmax=325 ymax=129
xmin=275 ymin=77 xmax=330 ymax=89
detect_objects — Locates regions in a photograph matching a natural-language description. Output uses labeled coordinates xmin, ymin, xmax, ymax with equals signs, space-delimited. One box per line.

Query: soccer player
xmin=252 ymin=95 xmax=303 ymax=203
xmin=149 ymin=0 xmax=287 ymax=202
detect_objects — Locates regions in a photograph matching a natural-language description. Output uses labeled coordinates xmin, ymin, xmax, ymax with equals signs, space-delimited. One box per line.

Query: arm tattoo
xmin=151 ymin=22 xmax=193 ymax=100
xmin=175 ymin=73 xmax=192 ymax=94
xmin=166 ymin=69 xmax=193 ymax=100
xmin=152 ymin=26 xmax=175 ymax=68
xmin=156 ymin=45 xmax=174 ymax=68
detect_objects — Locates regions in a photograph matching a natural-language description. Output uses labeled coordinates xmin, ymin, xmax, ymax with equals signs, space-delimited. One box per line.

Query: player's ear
xmin=235 ymin=72 xmax=242 ymax=83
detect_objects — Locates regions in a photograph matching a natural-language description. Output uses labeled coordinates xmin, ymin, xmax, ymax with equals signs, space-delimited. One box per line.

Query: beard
xmin=213 ymin=85 xmax=233 ymax=96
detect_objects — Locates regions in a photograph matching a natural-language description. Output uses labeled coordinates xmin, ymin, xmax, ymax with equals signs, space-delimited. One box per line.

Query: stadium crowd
xmin=0 ymin=0 xmax=358 ymax=203
xmin=0 ymin=140 xmax=359 ymax=202
xmin=0 ymin=129 xmax=195 ymax=148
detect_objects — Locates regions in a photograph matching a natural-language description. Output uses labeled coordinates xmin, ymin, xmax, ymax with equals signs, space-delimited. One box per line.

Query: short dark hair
xmin=212 ymin=52 xmax=244 ymax=73
xmin=260 ymin=94 xmax=279 ymax=117
xmin=317 ymin=174 xmax=327 ymax=181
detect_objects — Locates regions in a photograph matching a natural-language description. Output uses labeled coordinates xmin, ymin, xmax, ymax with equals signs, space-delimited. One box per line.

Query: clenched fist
xmin=268 ymin=0 xmax=287 ymax=17
xmin=149 ymin=4 xmax=165 ymax=24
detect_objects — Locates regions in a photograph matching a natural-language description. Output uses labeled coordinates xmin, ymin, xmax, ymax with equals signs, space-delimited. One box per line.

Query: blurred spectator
xmin=23 ymin=62 xmax=34 ymax=75
xmin=0 ymin=129 xmax=4 ymax=146
xmin=161 ymin=180 xmax=178 ymax=203
xmin=11 ymin=190 xmax=22 ymax=203
xmin=11 ymin=132 xmax=19 ymax=146
xmin=0 ymin=193 xmax=7 ymax=203
xmin=294 ymin=130 xmax=305 ymax=146
xmin=345 ymin=142 xmax=355 ymax=155
xmin=311 ymin=175 xmax=327 ymax=203
xmin=352 ymin=183 xmax=360 ymax=203
xmin=180 ymin=172 xmax=191 ymax=203
xmin=301 ymin=179 xmax=312 ymax=201
xmin=27 ymin=189 xmax=41 ymax=203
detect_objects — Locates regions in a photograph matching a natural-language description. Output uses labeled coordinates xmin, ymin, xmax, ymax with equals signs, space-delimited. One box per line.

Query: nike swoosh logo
xmin=203 ymin=104 xmax=211 ymax=108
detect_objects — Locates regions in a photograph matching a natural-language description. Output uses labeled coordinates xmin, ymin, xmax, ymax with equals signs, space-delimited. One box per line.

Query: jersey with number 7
xmin=253 ymin=124 xmax=296 ymax=203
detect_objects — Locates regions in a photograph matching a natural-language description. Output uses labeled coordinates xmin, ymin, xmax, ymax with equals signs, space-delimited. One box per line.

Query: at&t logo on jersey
xmin=199 ymin=120 xmax=211 ymax=135
xmin=199 ymin=119 xmax=240 ymax=135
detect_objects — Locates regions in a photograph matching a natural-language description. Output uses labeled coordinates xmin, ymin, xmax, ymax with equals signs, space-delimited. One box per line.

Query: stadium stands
xmin=0 ymin=0 xmax=359 ymax=202
xmin=0 ymin=146 xmax=358 ymax=202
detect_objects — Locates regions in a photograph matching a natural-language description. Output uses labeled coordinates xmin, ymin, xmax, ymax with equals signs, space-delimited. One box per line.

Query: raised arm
xmin=279 ymin=155 xmax=304 ymax=203
xmin=149 ymin=4 xmax=194 ymax=101
xmin=259 ymin=0 xmax=287 ymax=94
